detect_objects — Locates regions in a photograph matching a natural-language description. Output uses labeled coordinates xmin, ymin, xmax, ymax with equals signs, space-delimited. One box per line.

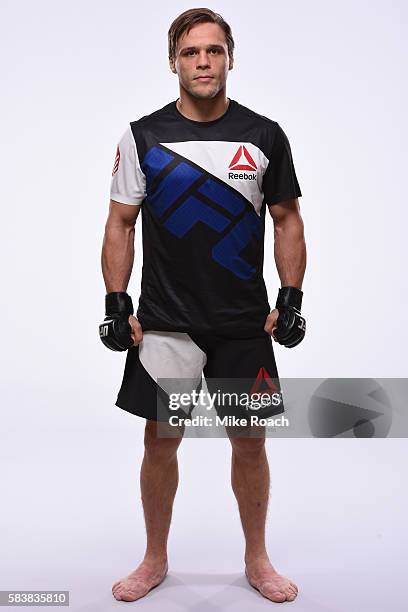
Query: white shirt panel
xmin=160 ymin=140 xmax=269 ymax=216
xmin=110 ymin=126 xmax=146 ymax=206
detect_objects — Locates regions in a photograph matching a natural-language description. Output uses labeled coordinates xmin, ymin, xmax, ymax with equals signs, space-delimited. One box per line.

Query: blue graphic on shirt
xmin=198 ymin=178 xmax=245 ymax=216
xmin=142 ymin=146 xmax=261 ymax=280
xmin=165 ymin=196 xmax=231 ymax=237
xmin=149 ymin=162 xmax=202 ymax=217
xmin=212 ymin=211 xmax=261 ymax=280
xmin=142 ymin=147 xmax=174 ymax=184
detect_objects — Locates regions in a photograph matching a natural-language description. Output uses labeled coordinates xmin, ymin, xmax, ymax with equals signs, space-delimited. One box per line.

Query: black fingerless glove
xmin=99 ymin=292 xmax=134 ymax=351
xmin=273 ymin=286 xmax=306 ymax=348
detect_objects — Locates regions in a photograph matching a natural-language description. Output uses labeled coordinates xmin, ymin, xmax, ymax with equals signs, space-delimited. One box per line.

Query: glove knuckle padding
xmin=99 ymin=318 xmax=133 ymax=351
xmin=275 ymin=308 xmax=305 ymax=348
xmin=274 ymin=286 xmax=306 ymax=348
xmin=99 ymin=292 xmax=134 ymax=352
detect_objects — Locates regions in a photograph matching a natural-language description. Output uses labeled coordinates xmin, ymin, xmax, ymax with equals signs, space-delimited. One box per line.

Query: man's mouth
xmin=195 ymin=76 xmax=213 ymax=81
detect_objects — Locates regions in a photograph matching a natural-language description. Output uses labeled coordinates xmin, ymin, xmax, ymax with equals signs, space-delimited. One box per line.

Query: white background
xmin=1 ymin=1 xmax=407 ymax=610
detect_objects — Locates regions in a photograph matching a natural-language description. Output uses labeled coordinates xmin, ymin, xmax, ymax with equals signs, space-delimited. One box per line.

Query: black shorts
xmin=115 ymin=331 xmax=284 ymax=423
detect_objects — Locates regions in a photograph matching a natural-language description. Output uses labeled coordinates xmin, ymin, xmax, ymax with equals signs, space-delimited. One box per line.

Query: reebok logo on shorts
xmin=250 ymin=366 xmax=280 ymax=396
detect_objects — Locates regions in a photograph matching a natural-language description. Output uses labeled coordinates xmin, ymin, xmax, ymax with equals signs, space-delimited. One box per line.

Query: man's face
xmin=170 ymin=22 xmax=233 ymax=99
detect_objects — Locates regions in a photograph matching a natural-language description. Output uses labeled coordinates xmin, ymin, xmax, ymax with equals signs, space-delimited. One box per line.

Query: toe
xmin=112 ymin=589 xmax=122 ymax=601
xmin=261 ymin=586 xmax=286 ymax=603
xmin=272 ymin=591 xmax=286 ymax=603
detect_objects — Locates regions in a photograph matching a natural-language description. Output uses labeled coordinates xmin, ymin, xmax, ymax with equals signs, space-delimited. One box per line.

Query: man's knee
xmin=229 ymin=430 xmax=266 ymax=458
xmin=144 ymin=419 xmax=183 ymax=460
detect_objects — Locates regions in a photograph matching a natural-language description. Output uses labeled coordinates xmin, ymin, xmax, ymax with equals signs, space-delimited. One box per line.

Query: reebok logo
xmin=229 ymin=145 xmax=257 ymax=171
xmin=228 ymin=145 xmax=257 ymax=181
xmin=250 ymin=367 xmax=279 ymax=397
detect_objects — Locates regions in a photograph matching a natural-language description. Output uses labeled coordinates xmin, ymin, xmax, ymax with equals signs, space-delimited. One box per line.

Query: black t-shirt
xmin=109 ymin=98 xmax=302 ymax=337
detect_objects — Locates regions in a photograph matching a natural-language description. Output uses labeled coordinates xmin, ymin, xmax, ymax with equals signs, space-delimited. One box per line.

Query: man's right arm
xmin=99 ymin=126 xmax=146 ymax=349
xmin=101 ymin=199 xmax=141 ymax=293
xmin=100 ymin=199 xmax=143 ymax=348
xmin=103 ymin=125 xmax=146 ymax=292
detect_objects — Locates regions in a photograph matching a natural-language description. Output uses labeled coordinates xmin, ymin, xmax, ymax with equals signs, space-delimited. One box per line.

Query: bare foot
xmin=112 ymin=557 xmax=168 ymax=602
xmin=245 ymin=557 xmax=298 ymax=603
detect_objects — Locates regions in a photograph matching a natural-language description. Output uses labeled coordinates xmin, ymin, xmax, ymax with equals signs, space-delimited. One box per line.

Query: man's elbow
xmin=103 ymin=216 xmax=136 ymax=246
xmin=274 ymin=212 xmax=305 ymax=239
xmin=105 ymin=209 xmax=137 ymax=232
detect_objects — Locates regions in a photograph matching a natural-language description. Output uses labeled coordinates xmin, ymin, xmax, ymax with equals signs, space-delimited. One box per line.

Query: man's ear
xmin=169 ymin=58 xmax=177 ymax=74
xmin=228 ymin=56 xmax=234 ymax=71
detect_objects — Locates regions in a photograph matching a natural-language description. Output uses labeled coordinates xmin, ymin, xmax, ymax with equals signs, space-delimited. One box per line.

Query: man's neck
xmin=176 ymin=91 xmax=230 ymax=122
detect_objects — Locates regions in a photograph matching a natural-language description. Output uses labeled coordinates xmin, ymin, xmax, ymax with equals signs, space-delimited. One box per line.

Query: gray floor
xmin=1 ymin=386 xmax=407 ymax=611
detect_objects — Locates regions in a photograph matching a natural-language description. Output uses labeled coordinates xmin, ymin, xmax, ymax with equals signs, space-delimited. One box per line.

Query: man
xmin=100 ymin=7 xmax=306 ymax=604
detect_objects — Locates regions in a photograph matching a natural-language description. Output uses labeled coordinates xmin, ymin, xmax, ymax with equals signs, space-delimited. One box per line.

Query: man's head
xmin=168 ymin=8 xmax=234 ymax=100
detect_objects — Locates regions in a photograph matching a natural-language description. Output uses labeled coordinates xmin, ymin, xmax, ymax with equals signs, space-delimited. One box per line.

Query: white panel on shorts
xmin=110 ymin=126 xmax=146 ymax=205
xmin=138 ymin=331 xmax=207 ymax=397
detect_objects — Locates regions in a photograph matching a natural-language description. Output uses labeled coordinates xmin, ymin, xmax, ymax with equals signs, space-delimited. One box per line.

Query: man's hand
xmin=128 ymin=314 xmax=143 ymax=346
xmin=264 ymin=308 xmax=280 ymax=340
xmin=265 ymin=287 xmax=306 ymax=348
xmin=99 ymin=292 xmax=138 ymax=351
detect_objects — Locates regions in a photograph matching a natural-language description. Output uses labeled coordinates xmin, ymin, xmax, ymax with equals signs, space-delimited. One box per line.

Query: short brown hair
xmin=168 ymin=8 xmax=234 ymax=64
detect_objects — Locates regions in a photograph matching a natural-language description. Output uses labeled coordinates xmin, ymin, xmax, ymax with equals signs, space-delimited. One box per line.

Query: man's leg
xmin=112 ymin=419 xmax=183 ymax=602
xmin=229 ymin=428 xmax=298 ymax=603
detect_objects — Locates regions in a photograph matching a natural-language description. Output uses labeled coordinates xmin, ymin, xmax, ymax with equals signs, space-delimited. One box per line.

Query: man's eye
xmin=184 ymin=49 xmax=220 ymax=56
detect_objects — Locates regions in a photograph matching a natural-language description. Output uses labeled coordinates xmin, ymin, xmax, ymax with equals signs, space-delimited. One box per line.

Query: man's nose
xmin=196 ymin=50 xmax=210 ymax=68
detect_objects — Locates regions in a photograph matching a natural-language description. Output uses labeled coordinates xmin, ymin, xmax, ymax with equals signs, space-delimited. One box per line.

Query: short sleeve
xmin=262 ymin=124 xmax=302 ymax=206
xmin=110 ymin=126 xmax=146 ymax=205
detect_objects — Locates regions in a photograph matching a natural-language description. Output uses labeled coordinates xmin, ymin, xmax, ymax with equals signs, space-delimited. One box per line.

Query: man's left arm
xmin=264 ymin=197 xmax=307 ymax=345
xmin=268 ymin=197 xmax=306 ymax=291
xmin=261 ymin=121 xmax=306 ymax=347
